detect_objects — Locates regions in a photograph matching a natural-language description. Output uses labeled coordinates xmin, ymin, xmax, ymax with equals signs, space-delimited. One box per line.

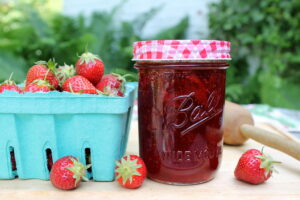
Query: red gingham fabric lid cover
xmin=132 ymin=40 xmax=231 ymax=61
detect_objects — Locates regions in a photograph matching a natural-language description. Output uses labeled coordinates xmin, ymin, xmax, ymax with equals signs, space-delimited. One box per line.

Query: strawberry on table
xmin=76 ymin=51 xmax=105 ymax=85
xmin=234 ymin=148 xmax=280 ymax=184
xmin=0 ymin=73 xmax=22 ymax=93
xmin=62 ymin=75 xmax=98 ymax=94
xmin=115 ymin=155 xmax=147 ymax=189
xmin=24 ymin=80 xmax=53 ymax=93
xmin=50 ymin=156 xmax=89 ymax=190
xmin=26 ymin=59 xmax=59 ymax=89
xmin=96 ymin=73 xmax=126 ymax=97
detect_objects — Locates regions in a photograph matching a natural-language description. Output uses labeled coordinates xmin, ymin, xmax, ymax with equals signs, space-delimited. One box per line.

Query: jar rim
xmin=132 ymin=40 xmax=231 ymax=61
xmin=132 ymin=58 xmax=231 ymax=62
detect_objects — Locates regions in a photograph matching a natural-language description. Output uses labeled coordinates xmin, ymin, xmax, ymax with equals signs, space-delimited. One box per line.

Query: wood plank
xmin=0 ymin=121 xmax=299 ymax=200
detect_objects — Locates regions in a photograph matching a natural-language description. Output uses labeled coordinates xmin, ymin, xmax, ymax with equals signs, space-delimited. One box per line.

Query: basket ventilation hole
xmin=85 ymin=148 xmax=92 ymax=173
xmin=46 ymin=148 xmax=53 ymax=172
xmin=9 ymin=147 xmax=17 ymax=172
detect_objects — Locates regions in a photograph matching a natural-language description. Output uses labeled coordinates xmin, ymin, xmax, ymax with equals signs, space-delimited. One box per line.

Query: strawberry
xmin=62 ymin=75 xmax=98 ymax=94
xmin=26 ymin=59 xmax=59 ymax=89
xmin=76 ymin=52 xmax=105 ymax=85
xmin=50 ymin=156 xmax=89 ymax=190
xmin=96 ymin=73 xmax=126 ymax=97
xmin=115 ymin=155 xmax=147 ymax=189
xmin=56 ymin=63 xmax=76 ymax=85
xmin=0 ymin=73 xmax=22 ymax=93
xmin=24 ymin=80 xmax=53 ymax=93
xmin=234 ymin=149 xmax=280 ymax=184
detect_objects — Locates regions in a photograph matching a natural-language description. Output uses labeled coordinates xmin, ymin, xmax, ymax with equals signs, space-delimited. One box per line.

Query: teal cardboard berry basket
xmin=0 ymin=83 xmax=136 ymax=181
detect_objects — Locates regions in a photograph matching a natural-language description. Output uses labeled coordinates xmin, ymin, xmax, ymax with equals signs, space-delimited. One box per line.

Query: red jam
xmin=135 ymin=61 xmax=228 ymax=184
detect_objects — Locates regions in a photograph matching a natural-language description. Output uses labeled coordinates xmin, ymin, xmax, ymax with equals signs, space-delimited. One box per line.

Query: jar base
xmin=148 ymin=175 xmax=216 ymax=186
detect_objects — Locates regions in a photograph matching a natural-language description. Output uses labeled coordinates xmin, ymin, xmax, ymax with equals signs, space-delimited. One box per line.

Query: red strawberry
xmin=56 ymin=63 xmax=76 ymax=85
xmin=26 ymin=59 xmax=59 ymax=89
xmin=76 ymin=52 xmax=105 ymax=85
xmin=62 ymin=75 xmax=98 ymax=94
xmin=24 ymin=80 xmax=53 ymax=93
xmin=115 ymin=155 xmax=147 ymax=189
xmin=96 ymin=73 xmax=126 ymax=97
xmin=0 ymin=73 xmax=22 ymax=93
xmin=234 ymin=149 xmax=280 ymax=184
xmin=50 ymin=156 xmax=89 ymax=190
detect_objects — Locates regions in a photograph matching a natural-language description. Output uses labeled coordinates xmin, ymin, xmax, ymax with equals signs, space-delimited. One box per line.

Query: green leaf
xmin=260 ymin=73 xmax=300 ymax=109
xmin=0 ymin=0 xmax=189 ymax=90
xmin=208 ymin=0 xmax=300 ymax=109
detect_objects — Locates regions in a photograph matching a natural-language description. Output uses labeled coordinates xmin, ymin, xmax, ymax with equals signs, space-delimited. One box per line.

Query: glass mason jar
xmin=133 ymin=40 xmax=231 ymax=185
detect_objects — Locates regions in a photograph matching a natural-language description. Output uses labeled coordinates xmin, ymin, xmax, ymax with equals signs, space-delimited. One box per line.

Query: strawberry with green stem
xmin=76 ymin=51 xmax=105 ymax=85
xmin=115 ymin=155 xmax=147 ymax=189
xmin=26 ymin=59 xmax=59 ymax=89
xmin=24 ymin=79 xmax=53 ymax=93
xmin=0 ymin=73 xmax=22 ymax=93
xmin=24 ymin=69 xmax=54 ymax=93
xmin=234 ymin=148 xmax=280 ymax=184
xmin=96 ymin=73 xmax=129 ymax=97
xmin=50 ymin=156 xmax=90 ymax=190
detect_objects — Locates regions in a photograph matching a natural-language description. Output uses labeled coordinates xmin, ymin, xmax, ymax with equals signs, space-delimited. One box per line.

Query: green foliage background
xmin=208 ymin=0 xmax=300 ymax=109
xmin=0 ymin=0 xmax=299 ymax=109
xmin=0 ymin=0 xmax=188 ymax=82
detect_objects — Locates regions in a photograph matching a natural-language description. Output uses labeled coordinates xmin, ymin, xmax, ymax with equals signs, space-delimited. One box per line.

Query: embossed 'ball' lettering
xmin=167 ymin=91 xmax=222 ymax=136
xmin=190 ymin=105 xmax=205 ymax=123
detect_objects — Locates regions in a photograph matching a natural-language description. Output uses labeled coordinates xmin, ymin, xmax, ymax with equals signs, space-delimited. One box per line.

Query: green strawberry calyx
xmin=56 ymin=64 xmax=76 ymax=85
xmin=35 ymin=58 xmax=57 ymax=72
xmin=68 ymin=83 xmax=76 ymax=94
xmin=101 ymin=86 xmax=119 ymax=97
xmin=79 ymin=52 xmax=101 ymax=65
xmin=66 ymin=157 xmax=91 ymax=185
xmin=115 ymin=156 xmax=142 ymax=185
xmin=111 ymin=73 xmax=127 ymax=93
xmin=32 ymin=79 xmax=54 ymax=89
xmin=96 ymin=89 xmax=104 ymax=95
xmin=255 ymin=153 xmax=281 ymax=176
xmin=1 ymin=72 xmax=16 ymax=86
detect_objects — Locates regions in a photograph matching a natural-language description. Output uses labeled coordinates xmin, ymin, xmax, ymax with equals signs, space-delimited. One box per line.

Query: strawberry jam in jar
xmin=133 ymin=40 xmax=231 ymax=185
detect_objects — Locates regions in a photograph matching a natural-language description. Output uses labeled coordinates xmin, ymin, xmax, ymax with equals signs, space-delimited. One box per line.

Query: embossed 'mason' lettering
xmin=160 ymin=147 xmax=222 ymax=162
xmin=167 ymin=91 xmax=221 ymax=136
xmin=160 ymin=151 xmax=192 ymax=162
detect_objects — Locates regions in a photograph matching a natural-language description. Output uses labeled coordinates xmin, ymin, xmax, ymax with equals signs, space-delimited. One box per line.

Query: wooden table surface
xmin=0 ymin=121 xmax=299 ymax=200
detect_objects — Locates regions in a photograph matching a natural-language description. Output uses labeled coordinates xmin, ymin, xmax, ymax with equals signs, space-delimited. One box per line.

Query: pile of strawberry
xmin=0 ymin=51 xmax=126 ymax=97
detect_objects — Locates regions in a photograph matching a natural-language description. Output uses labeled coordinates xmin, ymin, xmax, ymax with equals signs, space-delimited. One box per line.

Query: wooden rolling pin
xmin=223 ymin=101 xmax=300 ymax=161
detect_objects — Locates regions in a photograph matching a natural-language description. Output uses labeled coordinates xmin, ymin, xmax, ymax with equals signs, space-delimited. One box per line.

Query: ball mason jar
xmin=133 ymin=40 xmax=231 ymax=185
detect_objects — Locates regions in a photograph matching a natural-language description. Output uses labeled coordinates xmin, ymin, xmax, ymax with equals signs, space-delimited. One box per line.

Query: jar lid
xmin=132 ymin=40 xmax=231 ymax=61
